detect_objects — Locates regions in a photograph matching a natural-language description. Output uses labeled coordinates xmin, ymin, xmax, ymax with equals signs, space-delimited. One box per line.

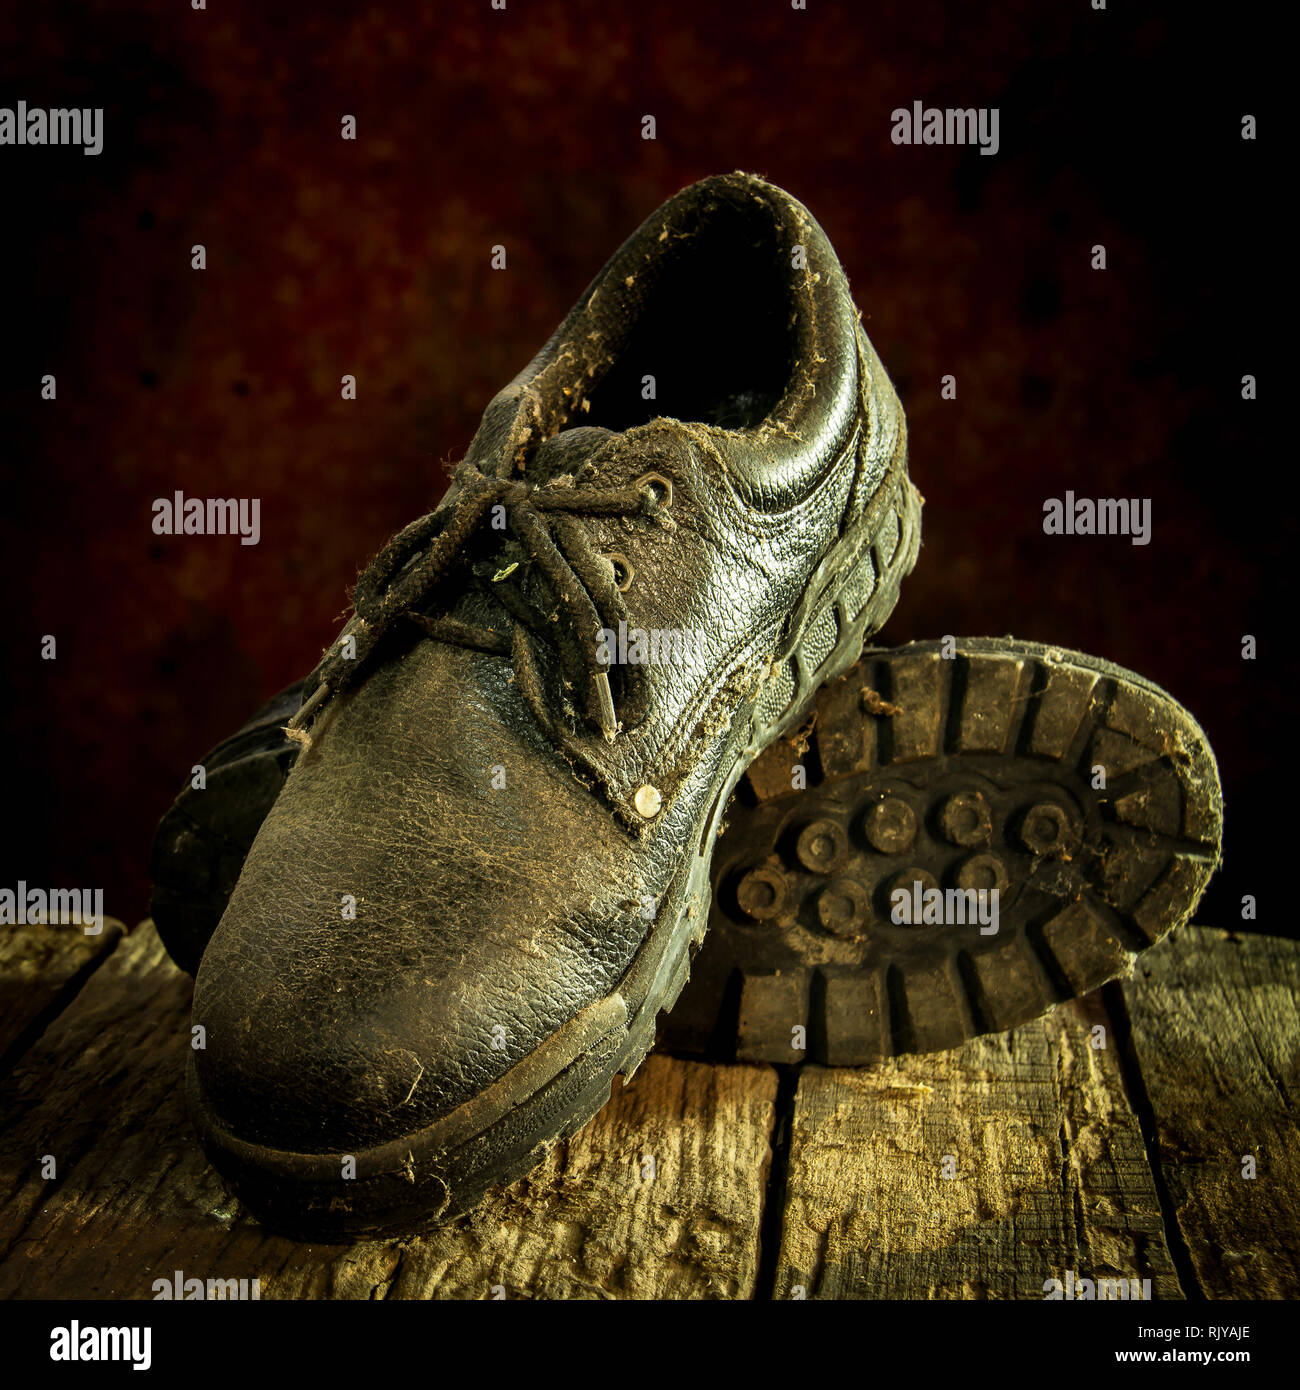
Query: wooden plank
xmin=0 ymin=918 xmax=124 ymax=1077
xmin=772 ymin=990 xmax=1181 ymax=1299
xmin=0 ymin=921 xmax=778 ymax=1299
xmin=1120 ymin=928 xmax=1300 ymax=1299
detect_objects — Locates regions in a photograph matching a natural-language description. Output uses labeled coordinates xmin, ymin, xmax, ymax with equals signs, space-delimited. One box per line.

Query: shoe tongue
xmin=525 ymin=426 xmax=616 ymax=485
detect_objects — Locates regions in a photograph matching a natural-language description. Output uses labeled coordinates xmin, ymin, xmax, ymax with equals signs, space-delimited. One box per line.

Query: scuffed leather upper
xmin=192 ymin=172 xmax=905 ymax=1152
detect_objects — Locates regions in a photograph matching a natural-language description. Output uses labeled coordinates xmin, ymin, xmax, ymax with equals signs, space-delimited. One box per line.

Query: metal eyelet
xmin=606 ymin=551 xmax=634 ymax=592
xmin=633 ymin=472 xmax=673 ymax=508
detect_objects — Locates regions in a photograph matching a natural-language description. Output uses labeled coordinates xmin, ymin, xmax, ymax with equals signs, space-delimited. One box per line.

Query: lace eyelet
xmin=633 ymin=472 xmax=673 ymax=508
xmin=606 ymin=551 xmax=635 ymax=592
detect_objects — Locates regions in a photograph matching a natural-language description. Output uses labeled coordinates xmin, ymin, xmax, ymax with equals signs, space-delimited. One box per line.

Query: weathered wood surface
xmin=1121 ymin=929 xmax=1300 ymax=1299
xmin=0 ymin=922 xmax=777 ymax=1299
xmin=0 ymin=917 xmax=122 ymax=1079
xmin=0 ymin=921 xmax=1295 ymax=1298
xmin=770 ymin=990 xmax=1181 ymax=1300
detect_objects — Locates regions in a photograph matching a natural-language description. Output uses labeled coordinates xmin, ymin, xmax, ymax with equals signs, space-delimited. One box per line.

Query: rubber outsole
xmin=659 ymin=637 xmax=1224 ymax=1064
xmin=179 ymin=461 xmax=923 ymax=1240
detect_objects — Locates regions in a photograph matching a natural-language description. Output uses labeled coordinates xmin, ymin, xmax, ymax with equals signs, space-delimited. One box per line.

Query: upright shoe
xmin=187 ymin=172 xmax=921 ymax=1238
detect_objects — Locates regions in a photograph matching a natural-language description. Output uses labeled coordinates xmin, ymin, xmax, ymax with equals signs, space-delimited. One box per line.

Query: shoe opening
xmin=576 ymin=195 xmax=797 ymax=435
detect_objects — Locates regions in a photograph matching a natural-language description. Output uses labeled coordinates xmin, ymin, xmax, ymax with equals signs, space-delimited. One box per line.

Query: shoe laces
xmin=287 ymin=458 xmax=672 ymax=744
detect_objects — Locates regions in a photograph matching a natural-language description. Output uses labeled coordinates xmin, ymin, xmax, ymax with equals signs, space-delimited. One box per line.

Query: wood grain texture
xmin=0 ymin=921 xmax=778 ymax=1300
xmin=772 ymin=990 xmax=1181 ymax=1300
xmin=1120 ymin=928 xmax=1300 ymax=1299
xmin=0 ymin=918 xmax=123 ymax=1077
xmin=1 ymin=919 xmax=1293 ymax=1300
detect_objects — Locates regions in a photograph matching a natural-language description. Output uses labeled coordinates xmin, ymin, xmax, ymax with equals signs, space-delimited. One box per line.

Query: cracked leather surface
xmin=192 ymin=172 xmax=907 ymax=1154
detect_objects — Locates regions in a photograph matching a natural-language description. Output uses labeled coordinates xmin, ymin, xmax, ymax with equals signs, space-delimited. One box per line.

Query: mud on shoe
xmin=186 ymin=172 xmax=920 ymax=1239
xmin=666 ymin=637 xmax=1223 ymax=1064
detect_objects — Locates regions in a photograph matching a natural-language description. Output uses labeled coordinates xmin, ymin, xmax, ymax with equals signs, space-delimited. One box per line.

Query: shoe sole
xmin=187 ymin=453 xmax=923 ymax=1240
xmin=659 ymin=636 xmax=1223 ymax=1065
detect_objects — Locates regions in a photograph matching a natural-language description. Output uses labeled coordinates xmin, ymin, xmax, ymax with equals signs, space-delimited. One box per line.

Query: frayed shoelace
xmin=287 ymin=459 xmax=672 ymax=745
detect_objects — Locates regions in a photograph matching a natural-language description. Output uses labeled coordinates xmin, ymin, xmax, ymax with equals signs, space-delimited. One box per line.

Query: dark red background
xmin=1 ymin=1 xmax=1280 ymax=930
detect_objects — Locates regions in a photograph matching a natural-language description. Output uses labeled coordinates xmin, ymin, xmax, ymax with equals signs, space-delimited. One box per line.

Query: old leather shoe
xmin=188 ymin=172 xmax=921 ymax=1238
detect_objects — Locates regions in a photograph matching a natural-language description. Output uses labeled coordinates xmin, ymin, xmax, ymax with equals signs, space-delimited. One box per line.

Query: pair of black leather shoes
xmin=151 ymin=174 xmax=1220 ymax=1241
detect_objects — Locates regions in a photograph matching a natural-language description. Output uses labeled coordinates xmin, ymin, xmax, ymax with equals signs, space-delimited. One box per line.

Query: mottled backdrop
xmin=0 ymin=1 xmax=1278 ymax=929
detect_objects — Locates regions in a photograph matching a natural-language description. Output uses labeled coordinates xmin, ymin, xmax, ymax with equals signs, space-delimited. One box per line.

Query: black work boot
xmin=664 ymin=637 xmax=1223 ymax=1063
xmin=185 ymin=172 xmax=920 ymax=1239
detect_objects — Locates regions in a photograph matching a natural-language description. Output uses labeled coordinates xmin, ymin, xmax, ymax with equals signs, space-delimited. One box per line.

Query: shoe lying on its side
xmin=662 ymin=637 xmax=1223 ymax=1063
xmin=184 ymin=172 xmax=920 ymax=1239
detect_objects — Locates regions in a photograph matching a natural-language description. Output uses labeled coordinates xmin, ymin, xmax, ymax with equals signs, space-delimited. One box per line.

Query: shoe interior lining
xmin=575 ymin=200 xmax=796 ymax=435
